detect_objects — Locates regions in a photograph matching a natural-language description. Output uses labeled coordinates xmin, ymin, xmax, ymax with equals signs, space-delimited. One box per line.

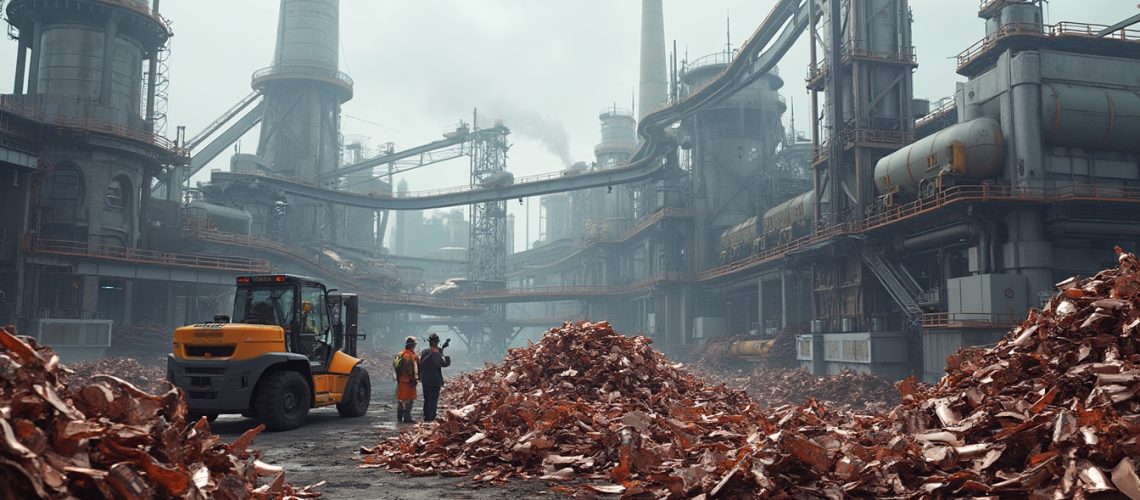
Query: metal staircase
xmin=861 ymin=243 xmax=925 ymax=321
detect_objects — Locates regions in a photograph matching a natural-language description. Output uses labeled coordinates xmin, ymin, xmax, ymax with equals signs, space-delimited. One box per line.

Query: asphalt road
xmin=209 ymin=380 xmax=559 ymax=499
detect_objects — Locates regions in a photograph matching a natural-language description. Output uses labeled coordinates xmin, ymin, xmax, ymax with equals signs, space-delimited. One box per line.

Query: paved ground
xmin=210 ymin=380 xmax=561 ymax=499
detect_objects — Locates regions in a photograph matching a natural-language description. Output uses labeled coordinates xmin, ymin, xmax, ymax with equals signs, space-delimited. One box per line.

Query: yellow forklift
xmin=167 ymin=274 xmax=371 ymax=431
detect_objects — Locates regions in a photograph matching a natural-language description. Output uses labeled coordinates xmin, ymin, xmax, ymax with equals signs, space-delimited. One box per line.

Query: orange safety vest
xmin=395 ymin=348 xmax=419 ymax=401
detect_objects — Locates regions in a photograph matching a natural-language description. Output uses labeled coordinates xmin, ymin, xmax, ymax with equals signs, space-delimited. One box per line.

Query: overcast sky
xmin=3 ymin=1 xmax=1135 ymax=252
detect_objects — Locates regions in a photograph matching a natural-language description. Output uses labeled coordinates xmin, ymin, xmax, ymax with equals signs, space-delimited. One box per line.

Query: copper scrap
xmin=361 ymin=247 xmax=1140 ymax=498
xmin=0 ymin=326 xmax=323 ymax=499
xmin=66 ymin=357 xmax=168 ymax=394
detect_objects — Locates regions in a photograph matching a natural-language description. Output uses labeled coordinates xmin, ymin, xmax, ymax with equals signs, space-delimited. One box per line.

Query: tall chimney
xmin=638 ymin=0 xmax=667 ymax=121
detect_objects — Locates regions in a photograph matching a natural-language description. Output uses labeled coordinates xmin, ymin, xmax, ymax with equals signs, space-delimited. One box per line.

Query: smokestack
xmin=638 ymin=0 xmax=667 ymax=121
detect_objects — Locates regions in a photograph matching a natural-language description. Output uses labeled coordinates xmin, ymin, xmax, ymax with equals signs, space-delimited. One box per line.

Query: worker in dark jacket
xmin=418 ymin=333 xmax=451 ymax=422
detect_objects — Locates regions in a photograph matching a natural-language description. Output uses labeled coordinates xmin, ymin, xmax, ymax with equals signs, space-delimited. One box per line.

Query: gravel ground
xmin=210 ymin=379 xmax=563 ymax=499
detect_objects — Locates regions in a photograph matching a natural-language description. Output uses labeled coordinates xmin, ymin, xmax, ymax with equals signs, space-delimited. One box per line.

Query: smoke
xmin=483 ymin=98 xmax=574 ymax=167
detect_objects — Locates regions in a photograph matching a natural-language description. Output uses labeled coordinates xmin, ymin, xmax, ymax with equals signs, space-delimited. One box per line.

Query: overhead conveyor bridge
xmin=209 ymin=0 xmax=810 ymax=211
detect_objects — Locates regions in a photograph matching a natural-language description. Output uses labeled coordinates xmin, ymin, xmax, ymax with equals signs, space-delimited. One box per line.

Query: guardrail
xmin=922 ymin=312 xmax=1024 ymax=329
xmin=252 ymin=64 xmax=354 ymax=93
xmin=460 ymin=272 xmax=690 ymax=300
xmin=24 ymin=236 xmax=271 ymax=273
xmin=956 ymin=21 xmax=1140 ymax=71
xmin=0 ymin=95 xmax=183 ymax=155
xmin=915 ymin=100 xmax=957 ymax=130
xmin=99 ymin=0 xmax=174 ymax=34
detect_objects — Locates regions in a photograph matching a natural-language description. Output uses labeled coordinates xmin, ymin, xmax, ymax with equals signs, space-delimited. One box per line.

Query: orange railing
xmin=25 ymin=236 xmax=271 ymax=273
xmin=957 ymin=21 xmax=1140 ymax=71
xmin=922 ymin=312 xmax=1024 ymax=329
xmin=805 ymin=42 xmax=916 ymax=83
xmin=460 ymin=272 xmax=690 ymax=300
xmin=0 ymin=96 xmax=183 ymax=155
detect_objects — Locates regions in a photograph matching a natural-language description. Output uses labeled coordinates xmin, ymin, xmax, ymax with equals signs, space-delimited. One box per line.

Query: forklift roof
xmin=236 ymin=274 xmax=327 ymax=287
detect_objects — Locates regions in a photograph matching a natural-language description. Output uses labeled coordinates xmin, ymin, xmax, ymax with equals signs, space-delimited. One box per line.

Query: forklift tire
xmin=253 ymin=370 xmax=311 ymax=431
xmin=336 ymin=366 xmax=371 ymax=418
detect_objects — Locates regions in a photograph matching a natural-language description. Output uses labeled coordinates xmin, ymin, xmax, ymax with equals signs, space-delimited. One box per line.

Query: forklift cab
xmin=232 ymin=275 xmax=363 ymax=371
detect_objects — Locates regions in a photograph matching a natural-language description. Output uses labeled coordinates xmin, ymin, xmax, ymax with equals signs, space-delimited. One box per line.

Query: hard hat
xmin=427 ymin=332 xmax=440 ymax=344
xmin=404 ymin=336 xmax=417 ymax=346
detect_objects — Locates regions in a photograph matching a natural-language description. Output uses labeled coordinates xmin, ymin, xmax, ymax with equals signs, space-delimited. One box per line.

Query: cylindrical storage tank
xmin=763 ymin=190 xmax=815 ymax=235
xmin=37 ymin=25 xmax=103 ymax=100
xmin=1041 ymin=84 xmax=1140 ymax=152
xmin=36 ymin=24 xmax=144 ymax=125
xmin=187 ymin=202 xmax=253 ymax=236
xmin=1000 ymin=3 xmax=1042 ymax=32
xmin=869 ymin=0 xmax=900 ymax=54
xmin=873 ymin=117 xmax=1004 ymax=195
xmin=275 ymin=0 xmax=340 ymax=69
xmin=599 ymin=109 xmax=636 ymax=145
xmin=541 ymin=193 xmax=571 ymax=242
xmin=985 ymin=17 xmax=1001 ymax=37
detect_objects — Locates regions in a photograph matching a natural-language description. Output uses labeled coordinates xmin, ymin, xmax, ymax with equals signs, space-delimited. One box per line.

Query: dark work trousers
xmin=422 ymin=385 xmax=442 ymax=421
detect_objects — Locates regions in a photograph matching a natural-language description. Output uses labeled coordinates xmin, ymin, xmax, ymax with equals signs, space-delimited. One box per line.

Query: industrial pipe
xmin=1046 ymin=221 xmax=1140 ymax=238
xmin=727 ymin=338 xmax=774 ymax=360
xmin=895 ymin=222 xmax=982 ymax=252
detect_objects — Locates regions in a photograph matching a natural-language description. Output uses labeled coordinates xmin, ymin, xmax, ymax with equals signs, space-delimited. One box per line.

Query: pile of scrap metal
xmin=362 ymin=248 xmax=1140 ymax=498
xmin=66 ymin=357 xmax=167 ymax=394
xmin=0 ymin=326 xmax=323 ymax=499
xmin=741 ymin=367 xmax=899 ymax=412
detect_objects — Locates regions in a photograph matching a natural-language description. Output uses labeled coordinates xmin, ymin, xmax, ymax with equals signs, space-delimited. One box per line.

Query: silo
xmin=253 ymin=0 xmax=353 ymax=245
xmin=682 ymin=54 xmax=787 ymax=230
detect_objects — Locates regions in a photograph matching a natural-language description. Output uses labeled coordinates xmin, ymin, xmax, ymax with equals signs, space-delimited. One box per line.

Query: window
xmin=106 ymin=179 xmax=124 ymax=208
xmin=300 ymin=285 xmax=330 ymax=362
xmin=233 ymin=286 xmax=295 ymax=328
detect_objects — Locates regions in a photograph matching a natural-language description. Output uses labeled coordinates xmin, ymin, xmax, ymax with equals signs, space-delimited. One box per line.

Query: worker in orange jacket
xmin=393 ymin=336 xmax=420 ymax=423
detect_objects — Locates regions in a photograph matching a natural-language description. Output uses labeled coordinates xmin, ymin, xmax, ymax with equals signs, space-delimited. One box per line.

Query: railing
xmin=460 ymin=272 xmax=690 ymax=300
xmin=922 ymin=312 xmax=1024 ymax=329
xmin=0 ymin=95 xmax=183 ymax=155
xmin=805 ymin=43 xmax=917 ymax=82
xmin=688 ymin=51 xmax=736 ymax=72
xmin=1051 ymin=21 xmax=1140 ymax=41
xmin=252 ymin=64 xmax=354 ymax=92
xmin=99 ymin=0 xmax=174 ymax=34
xmin=956 ymin=21 xmax=1140 ymax=71
xmin=915 ymin=99 xmax=957 ymax=130
xmin=24 ymin=236 xmax=272 ymax=273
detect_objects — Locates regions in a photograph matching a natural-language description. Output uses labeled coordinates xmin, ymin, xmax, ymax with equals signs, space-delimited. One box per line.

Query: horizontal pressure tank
xmin=763 ymin=190 xmax=815 ymax=234
xmin=1042 ymin=84 xmax=1140 ymax=152
xmin=727 ymin=339 xmax=773 ymax=360
xmin=187 ymin=202 xmax=253 ymax=236
xmin=720 ymin=216 xmax=759 ymax=251
xmin=873 ymin=117 xmax=1004 ymax=195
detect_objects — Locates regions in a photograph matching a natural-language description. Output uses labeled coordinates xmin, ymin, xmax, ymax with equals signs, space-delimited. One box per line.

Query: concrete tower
xmin=4 ymin=0 xmax=179 ymax=324
xmin=638 ymin=0 xmax=667 ymax=121
xmin=254 ymin=0 xmax=352 ymax=244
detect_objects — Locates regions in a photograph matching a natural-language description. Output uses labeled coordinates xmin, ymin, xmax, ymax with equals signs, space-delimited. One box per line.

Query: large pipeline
xmin=1047 ymin=221 xmax=1140 ymax=238
xmin=895 ymin=223 xmax=982 ymax=252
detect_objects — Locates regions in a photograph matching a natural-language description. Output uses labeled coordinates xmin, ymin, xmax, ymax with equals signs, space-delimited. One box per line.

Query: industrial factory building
xmin=2 ymin=0 xmax=1139 ymax=382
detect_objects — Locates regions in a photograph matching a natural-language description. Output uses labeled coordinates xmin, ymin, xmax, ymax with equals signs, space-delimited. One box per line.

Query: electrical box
xmin=947 ymin=274 xmax=1029 ymax=321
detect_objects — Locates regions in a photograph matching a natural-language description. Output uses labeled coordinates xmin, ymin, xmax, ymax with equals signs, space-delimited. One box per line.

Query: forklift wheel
xmin=336 ymin=366 xmax=371 ymax=418
xmin=253 ymin=370 xmax=311 ymax=431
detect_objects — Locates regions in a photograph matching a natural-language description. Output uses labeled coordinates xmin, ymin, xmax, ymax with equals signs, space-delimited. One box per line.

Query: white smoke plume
xmin=482 ymin=98 xmax=574 ymax=167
